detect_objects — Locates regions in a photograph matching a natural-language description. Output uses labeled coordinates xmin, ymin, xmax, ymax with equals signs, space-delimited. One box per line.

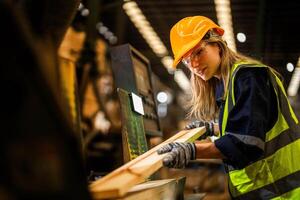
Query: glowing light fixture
xmin=157 ymin=92 xmax=168 ymax=104
xmin=237 ymin=32 xmax=246 ymax=43
xmin=214 ymin=0 xmax=236 ymax=52
xmin=123 ymin=1 xmax=168 ymax=57
xmin=174 ymin=70 xmax=191 ymax=92
xmin=286 ymin=62 xmax=294 ymax=72
xmin=123 ymin=1 xmax=191 ymax=92
xmin=287 ymin=57 xmax=300 ymax=96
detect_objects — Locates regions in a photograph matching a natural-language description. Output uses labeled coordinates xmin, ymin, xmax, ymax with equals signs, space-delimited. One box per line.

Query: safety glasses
xmin=181 ymin=42 xmax=208 ymax=68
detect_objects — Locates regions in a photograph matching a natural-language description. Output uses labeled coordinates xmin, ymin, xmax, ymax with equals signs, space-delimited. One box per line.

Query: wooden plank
xmin=90 ymin=127 xmax=206 ymax=199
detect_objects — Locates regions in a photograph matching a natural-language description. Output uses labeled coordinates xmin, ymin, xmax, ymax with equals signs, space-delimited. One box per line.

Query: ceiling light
xmin=237 ymin=32 xmax=246 ymax=43
xmin=109 ymin=36 xmax=118 ymax=45
xmin=98 ymin=26 xmax=108 ymax=34
xmin=123 ymin=1 xmax=191 ymax=91
xmin=123 ymin=1 xmax=136 ymax=10
xmin=157 ymin=92 xmax=168 ymax=104
xmin=214 ymin=0 xmax=236 ymax=52
xmin=161 ymin=56 xmax=176 ymax=74
xmin=123 ymin=1 xmax=169 ymax=57
xmin=174 ymin=69 xmax=191 ymax=92
xmin=286 ymin=62 xmax=294 ymax=72
xmin=78 ymin=3 xmax=84 ymax=10
xmin=287 ymin=57 xmax=300 ymax=96
xmin=104 ymin=31 xmax=113 ymax=39
xmin=287 ymin=67 xmax=300 ymax=96
xmin=81 ymin=8 xmax=90 ymax=17
xmin=96 ymin=22 xmax=118 ymax=45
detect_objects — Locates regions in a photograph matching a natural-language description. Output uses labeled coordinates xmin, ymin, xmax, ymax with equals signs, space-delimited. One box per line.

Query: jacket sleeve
xmin=214 ymin=67 xmax=278 ymax=169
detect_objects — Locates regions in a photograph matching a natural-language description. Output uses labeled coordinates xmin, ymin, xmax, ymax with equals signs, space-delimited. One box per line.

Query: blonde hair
xmin=188 ymin=35 xmax=261 ymax=121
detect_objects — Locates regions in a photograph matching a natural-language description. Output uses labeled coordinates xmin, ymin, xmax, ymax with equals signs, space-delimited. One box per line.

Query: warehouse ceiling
xmin=87 ymin=0 xmax=300 ymax=92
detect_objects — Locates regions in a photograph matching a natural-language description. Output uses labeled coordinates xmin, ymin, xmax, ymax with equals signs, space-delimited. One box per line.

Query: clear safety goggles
xmin=181 ymin=42 xmax=208 ymax=68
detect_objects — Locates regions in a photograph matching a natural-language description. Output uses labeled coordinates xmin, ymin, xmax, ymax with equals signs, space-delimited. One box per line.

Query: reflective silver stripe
xmin=232 ymin=170 xmax=300 ymax=200
xmin=226 ymin=132 xmax=265 ymax=150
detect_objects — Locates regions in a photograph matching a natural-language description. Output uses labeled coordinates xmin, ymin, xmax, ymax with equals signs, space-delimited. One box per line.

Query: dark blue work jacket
xmin=214 ymin=67 xmax=278 ymax=169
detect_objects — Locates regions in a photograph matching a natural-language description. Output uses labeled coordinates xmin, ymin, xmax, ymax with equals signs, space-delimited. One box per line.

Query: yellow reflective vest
xmin=221 ymin=62 xmax=300 ymax=199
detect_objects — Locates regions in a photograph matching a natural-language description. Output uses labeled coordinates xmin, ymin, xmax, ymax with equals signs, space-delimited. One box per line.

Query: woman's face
xmin=182 ymin=41 xmax=221 ymax=80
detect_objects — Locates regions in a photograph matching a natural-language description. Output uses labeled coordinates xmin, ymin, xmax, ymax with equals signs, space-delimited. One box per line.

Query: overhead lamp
xmin=287 ymin=57 xmax=300 ymax=96
xmin=81 ymin=8 xmax=90 ymax=17
xmin=286 ymin=62 xmax=294 ymax=72
xmin=99 ymin=26 xmax=108 ymax=34
xmin=123 ymin=1 xmax=136 ymax=10
xmin=237 ymin=32 xmax=246 ymax=43
xmin=123 ymin=1 xmax=168 ymax=56
xmin=78 ymin=3 xmax=84 ymax=10
xmin=214 ymin=0 xmax=237 ymax=52
xmin=157 ymin=92 xmax=168 ymax=104
xmin=96 ymin=22 xmax=118 ymax=45
xmin=287 ymin=68 xmax=300 ymax=96
xmin=174 ymin=70 xmax=191 ymax=92
xmin=161 ymin=56 xmax=173 ymax=68
xmin=123 ymin=1 xmax=191 ymax=92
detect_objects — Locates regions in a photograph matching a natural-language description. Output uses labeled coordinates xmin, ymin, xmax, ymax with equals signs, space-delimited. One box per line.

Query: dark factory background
xmin=1 ymin=0 xmax=299 ymax=199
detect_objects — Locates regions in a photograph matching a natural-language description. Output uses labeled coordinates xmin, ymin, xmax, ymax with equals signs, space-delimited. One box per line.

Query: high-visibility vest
xmin=221 ymin=62 xmax=300 ymax=199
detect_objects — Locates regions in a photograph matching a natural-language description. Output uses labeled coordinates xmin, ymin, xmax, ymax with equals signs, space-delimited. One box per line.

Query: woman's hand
xmin=185 ymin=120 xmax=217 ymax=137
xmin=157 ymin=142 xmax=196 ymax=168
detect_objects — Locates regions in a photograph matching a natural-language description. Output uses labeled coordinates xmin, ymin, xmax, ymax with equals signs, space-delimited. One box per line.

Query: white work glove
xmin=157 ymin=142 xmax=196 ymax=168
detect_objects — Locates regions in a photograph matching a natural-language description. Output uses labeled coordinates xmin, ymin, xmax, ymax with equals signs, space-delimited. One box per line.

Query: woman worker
xmin=157 ymin=16 xmax=300 ymax=199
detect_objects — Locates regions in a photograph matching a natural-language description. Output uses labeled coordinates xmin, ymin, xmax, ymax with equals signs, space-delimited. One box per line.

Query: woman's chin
xmin=196 ymin=73 xmax=211 ymax=81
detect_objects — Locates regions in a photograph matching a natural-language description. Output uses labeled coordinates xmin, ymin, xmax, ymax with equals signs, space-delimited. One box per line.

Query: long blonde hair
xmin=188 ymin=35 xmax=260 ymax=121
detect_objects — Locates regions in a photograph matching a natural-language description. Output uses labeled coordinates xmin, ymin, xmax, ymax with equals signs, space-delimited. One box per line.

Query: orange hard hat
xmin=170 ymin=16 xmax=224 ymax=68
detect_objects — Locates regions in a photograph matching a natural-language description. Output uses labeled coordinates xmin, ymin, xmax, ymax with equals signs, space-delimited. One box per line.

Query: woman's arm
xmin=195 ymin=141 xmax=225 ymax=159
